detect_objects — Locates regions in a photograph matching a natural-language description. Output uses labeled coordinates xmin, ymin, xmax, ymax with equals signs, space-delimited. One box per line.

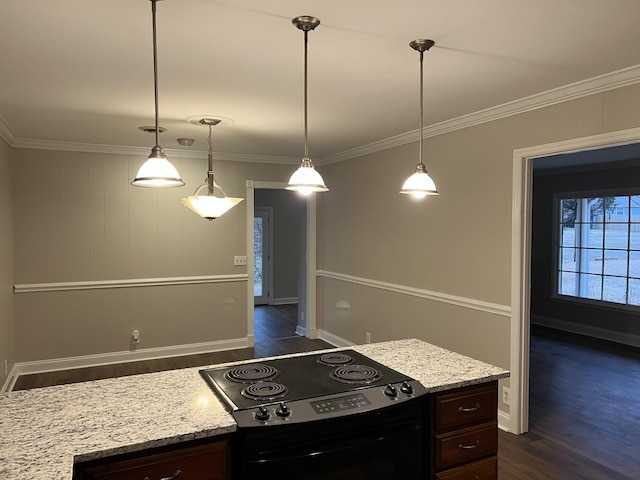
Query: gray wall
xmin=317 ymin=82 xmax=640 ymax=392
xmin=10 ymin=148 xmax=294 ymax=362
xmin=254 ymin=189 xmax=306 ymax=303
xmin=0 ymin=137 xmax=14 ymax=387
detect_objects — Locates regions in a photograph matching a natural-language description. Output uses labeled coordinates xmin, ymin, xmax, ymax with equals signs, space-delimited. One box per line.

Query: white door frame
xmin=245 ymin=180 xmax=317 ymax=347
xmin=510 ymin=126 xmax=640 ymax=434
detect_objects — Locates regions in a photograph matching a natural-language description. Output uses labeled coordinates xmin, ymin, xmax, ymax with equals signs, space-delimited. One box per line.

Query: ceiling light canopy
xmin=400 ymin=39 xmax=438 ymax=199
xmin=180 ymin=118 xmax=243 ymax=220
xmin=286 ymin=15 xmax=328 ymax=196
xmin=132 ymin=0 xmax=184 ymax=188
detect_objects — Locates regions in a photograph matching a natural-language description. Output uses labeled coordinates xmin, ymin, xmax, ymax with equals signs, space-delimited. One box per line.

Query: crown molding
xmin=317 ymin=64 xmax=640 ymax=166
xmin=9 ymin=137 xmax=298 ymax=165
xmin=5 ymin=64 xmax=640 ymax=164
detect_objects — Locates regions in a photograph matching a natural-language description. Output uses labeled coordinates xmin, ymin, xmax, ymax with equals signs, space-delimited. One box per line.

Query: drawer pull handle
xmin=144 ymin=470 xmax=183 ymax=480
xmin=458 ymin=403 xmax=480 ymax=413
xmin=458 ymin=440 xmax=480 ymax=450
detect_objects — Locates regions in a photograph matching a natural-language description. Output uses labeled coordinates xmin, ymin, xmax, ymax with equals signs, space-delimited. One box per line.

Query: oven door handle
xmin=248 ymin=423 xmax=419 ymax=463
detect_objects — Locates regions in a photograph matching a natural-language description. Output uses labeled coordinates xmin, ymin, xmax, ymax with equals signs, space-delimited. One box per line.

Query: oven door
xmin=232 ymin=400 xmax=426 ymax=480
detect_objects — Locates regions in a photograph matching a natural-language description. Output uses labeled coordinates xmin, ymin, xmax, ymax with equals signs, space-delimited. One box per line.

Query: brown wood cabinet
xmin=73 ymin=437 xmax=230 ymax=480
xmin=430 ymin=381 xmax=498 ymax=480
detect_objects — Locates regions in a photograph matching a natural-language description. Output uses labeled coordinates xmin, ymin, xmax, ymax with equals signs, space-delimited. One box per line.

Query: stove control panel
xmin=233 ymin=379 xmax=427 ymax=428
xmin=311 ymin=393 xmax=371 ymax=414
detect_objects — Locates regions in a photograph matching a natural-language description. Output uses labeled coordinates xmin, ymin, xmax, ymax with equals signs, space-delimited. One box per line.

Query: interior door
xmin=254 ymin=208 xmax=271 ymax=305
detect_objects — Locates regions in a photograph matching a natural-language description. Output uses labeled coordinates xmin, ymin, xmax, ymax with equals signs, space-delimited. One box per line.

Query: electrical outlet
xmin=234 ymin=256 xmax=247 ymax=266
xmin=502 ymin=386 xmax=510 ymax=406
xmin=131 ymin=330 xmax=141 ymax=344
xmin=365 ymin=332 xmax=371 ymax=344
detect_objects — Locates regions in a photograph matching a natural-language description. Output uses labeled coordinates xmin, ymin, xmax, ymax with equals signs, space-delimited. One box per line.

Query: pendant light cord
xmin=418 ymin=49 xmax=424 ymax=167
xmin=303 ymin=29 xmax=309 ymax=160
xmin=151 ymin=0 xmax=160 ymax=148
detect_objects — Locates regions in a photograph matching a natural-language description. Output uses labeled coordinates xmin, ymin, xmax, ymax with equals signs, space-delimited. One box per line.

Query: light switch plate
xmin=234 ymin=256 xmax=247 ymax=266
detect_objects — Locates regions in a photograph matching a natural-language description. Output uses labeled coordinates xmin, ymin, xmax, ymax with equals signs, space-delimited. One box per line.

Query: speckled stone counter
xmin=0 ymin=338 xmax=508 ymax=479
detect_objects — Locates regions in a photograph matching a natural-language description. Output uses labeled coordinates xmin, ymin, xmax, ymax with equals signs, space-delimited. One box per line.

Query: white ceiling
xmin=2 ymin=0 xmax=640 ymax=164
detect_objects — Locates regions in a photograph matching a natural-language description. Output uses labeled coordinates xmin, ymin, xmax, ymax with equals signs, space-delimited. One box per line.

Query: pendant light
xmin=180 ymin=118 xmax=244 ymax=220
xmin=132 ymin=0 xmax=184 ymax=188
xmin=286 ymin=16 xmax=329 ymax=196
xmin=400 ymin=39 xmax=438 ymax=199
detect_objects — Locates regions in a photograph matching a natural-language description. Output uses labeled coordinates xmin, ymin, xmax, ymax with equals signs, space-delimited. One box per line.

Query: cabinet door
xmin=80 ymin=440 xmax=229 ymax=480
xmin=434 ymin=422 xmax=497 ymax=471
xmin=434 ymin=383 xmax=497 ymax=432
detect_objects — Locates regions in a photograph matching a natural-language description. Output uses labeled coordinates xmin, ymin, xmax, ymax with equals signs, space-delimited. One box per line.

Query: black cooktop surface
xmin=200 ymin=349 xmax=414 ymax=411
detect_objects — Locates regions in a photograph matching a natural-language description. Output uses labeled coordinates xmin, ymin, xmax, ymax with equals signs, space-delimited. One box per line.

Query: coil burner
xmin=330 ymin=365 xmax=382 ymax=385
xmin=317 ymin=352 xmax=354 ymax=367
xmin=225 ymin=364 xmax=279 ymax=383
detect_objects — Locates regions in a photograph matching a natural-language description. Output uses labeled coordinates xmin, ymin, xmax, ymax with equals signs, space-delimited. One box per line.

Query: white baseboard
xmin=3 ymin=337 xmax=249 ymax=392
xmin=317 ymin=329 xmax=354 ymax=348
xmin=272 ymin=297 xmax=298 ymax=305
xmin=498 ymin=410 xmax=511 ymax=433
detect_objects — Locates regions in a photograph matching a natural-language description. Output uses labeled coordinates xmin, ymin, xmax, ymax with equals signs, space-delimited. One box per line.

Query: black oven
xmin=200 ymin=349 xmax=429 ymax=479
xmin=233 ymin=399 xmax=425 ymax=480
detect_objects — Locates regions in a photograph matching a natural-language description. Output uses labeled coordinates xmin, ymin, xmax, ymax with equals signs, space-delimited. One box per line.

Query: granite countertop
xmin=0 ymin=338 xmax=509 ymax=479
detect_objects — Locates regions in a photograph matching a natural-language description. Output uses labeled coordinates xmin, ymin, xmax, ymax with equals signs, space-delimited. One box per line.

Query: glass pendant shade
xmin=181 ymin=184 xmax=243 ymax=220
xmin=132 ymin=145 xmax=184 ymax=187
xmin=400 ymin=163 xmax=438 ymax=199
xmin=286 ymin=158 xmax=329 ymax=196
xmin=180 ymin=118 xmax=243 ymax=220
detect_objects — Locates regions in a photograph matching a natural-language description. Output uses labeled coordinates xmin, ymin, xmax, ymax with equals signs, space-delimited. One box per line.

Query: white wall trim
xmin=317 ymin=270 xmax=511 ymax=317
xmin=10 ymin=138 xmax=298 ymax=165
xmin=1 ymin=337 xmax=248 ymax=393
xmin=272 ymin=297 xmax=298 ymax=305
xmin=14 ymin=274 xmax=248 ymax=294
xmin=498 ymin=411 xmax=511 ymax=433
xmin=317 ymin=329 xmax=354 ymax=348
xmin=532 ymin=314 xmax=640 ymax=348
xmin=510 ymin=126 xmax=640 ymax=435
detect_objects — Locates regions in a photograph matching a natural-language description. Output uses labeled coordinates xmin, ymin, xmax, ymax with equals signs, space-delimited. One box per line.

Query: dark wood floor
xmin=12 ymin=308 xmax=640 ymax=478
xmin=498 ymin=326 xmax=640 ymax=479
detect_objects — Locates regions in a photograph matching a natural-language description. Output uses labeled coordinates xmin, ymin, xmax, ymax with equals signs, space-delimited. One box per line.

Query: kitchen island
xmin=0 ymin=338 xmax=509 ymax=479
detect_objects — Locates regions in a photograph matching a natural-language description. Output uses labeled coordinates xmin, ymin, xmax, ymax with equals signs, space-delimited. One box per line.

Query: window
xmin=556 ymin=192 xmax=640 ymax=307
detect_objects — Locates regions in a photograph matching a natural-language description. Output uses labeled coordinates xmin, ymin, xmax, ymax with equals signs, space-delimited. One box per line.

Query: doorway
xmin=254 ymin=207 xmax=272 ymax=306
xmin=245 ymin=180 xmax=317 ymax=348
xmin=511 ymin=126 xmax=640 ymax=434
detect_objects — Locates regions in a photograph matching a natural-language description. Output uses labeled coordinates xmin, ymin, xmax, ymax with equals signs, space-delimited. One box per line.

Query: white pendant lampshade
xmin=400 ymin=39 xmax=438 ymax=199
xmin=131 ymin=0 xmax=184 ymax=188
xmin=181 ymin=185 xmax=244 ymax=220
xmin=133 ymin=145 xmax=184 ymax=187
xmin=286 ymin=16 xmax=328 ymax=195
xmin=400 ymin=163 xmax=438 ymax=199
xmin=180 ymin=118 xmax=243 ymax=220
xmin=287 ymin=157 xmax=329 ymax=196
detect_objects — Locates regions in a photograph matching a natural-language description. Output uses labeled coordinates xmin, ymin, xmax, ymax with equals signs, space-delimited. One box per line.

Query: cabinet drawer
xmin=79 ymin=439 xmax=229 ymax=480
xmin=435 ymin=456 xmax=497 ymax=480
xmin=434 ymin=383 xmax=497 ymax=432
xmin=434 ymin=422 xmax=497 ymax=471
